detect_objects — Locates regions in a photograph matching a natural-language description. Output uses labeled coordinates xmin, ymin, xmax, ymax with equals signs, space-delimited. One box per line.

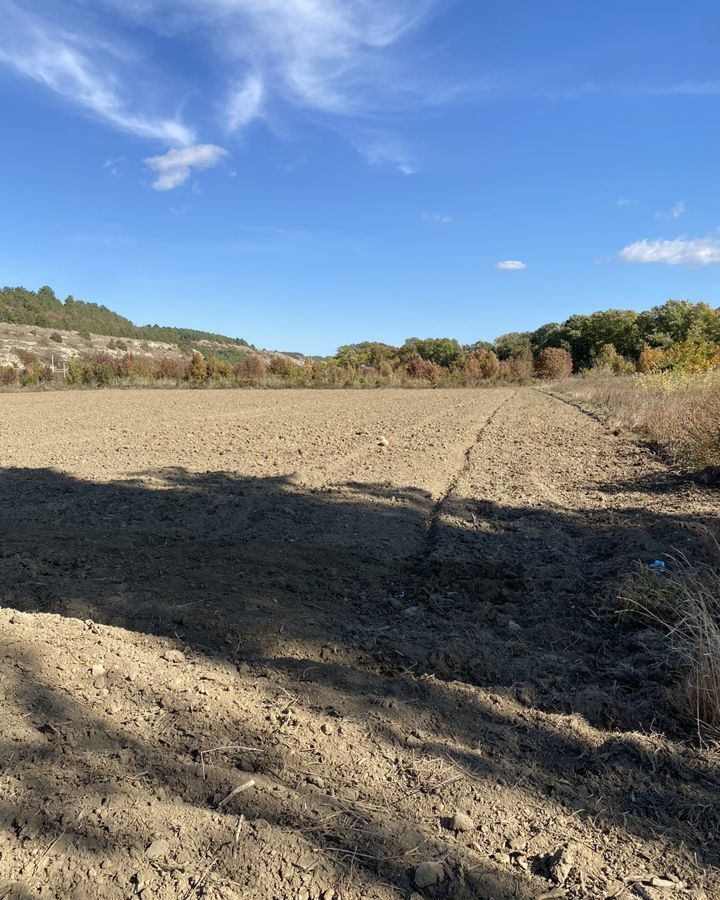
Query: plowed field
xmin=1 ymin=388 xmax=718 ymax=900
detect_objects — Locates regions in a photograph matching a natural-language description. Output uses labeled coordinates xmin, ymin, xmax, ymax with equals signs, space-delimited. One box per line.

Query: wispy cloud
xmin=226 ymin=74 xmax=265 ymax=134
xmin=0 ymin=2 xmax=194 ymax=145
xmin=355 ymin=136 xmax=417 ymax=174
xmin=655 ymin=200 xmax=685 ymax=221
xmin=144 ymin=145 xmax=229 ymax=191
xmin=0 ymin=0 xmax=453 ymax=174
xmin=497 ymin=260 xmax=527 ymax=271
xmin=619 ymin=236 xmax=720 ymax=266
xmin=104 ymin=156 xmax=125 ymax=178
xmin=422 ymin=212 xmax=454 ymax=225
xmin=616 ymin=198 xmax=633 ymax=208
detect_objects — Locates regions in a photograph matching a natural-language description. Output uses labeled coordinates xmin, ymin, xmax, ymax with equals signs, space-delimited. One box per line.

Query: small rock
xmin=449 ymin=812 xmax=475 ymax=833
xmin=91 ymin=663 xmax=106 ymax=678
xmin=414 ymin=862 xmax=445 ymax=889
xmin=378 ymin=436 xmax=389 ymax=447
xmin=548 ymin=844 xmax=575 ymax=885
xmin=320 ymin=723 xmax=334 ymax=736
xmin=507 ymin=620 xmax=522 ymax=634
xmin=162 ymin=649 xmax=186 ymax=664
xmin=145 ymin=839 xmax=170 ymax=860
xmin=401 ymin=606 xmax=421 ymax=618
xmin=647 ymin=877 xmax=682 ymax=891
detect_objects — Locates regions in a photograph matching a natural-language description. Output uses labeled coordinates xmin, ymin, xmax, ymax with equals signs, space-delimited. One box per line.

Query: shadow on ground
xmin=1 ymin=466 xmax=719 ymax=899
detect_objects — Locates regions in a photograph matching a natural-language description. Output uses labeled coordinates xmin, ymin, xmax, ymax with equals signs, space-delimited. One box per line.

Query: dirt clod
xmin=547 ymin=845 xmax=575 ymax=885
xmin=145 ymin=838 xmax=170 ymax=860
xmin=448 ymin=812 xmax=475 ymax=832
xmin=414 ymin=861 xmax=446 ymax=889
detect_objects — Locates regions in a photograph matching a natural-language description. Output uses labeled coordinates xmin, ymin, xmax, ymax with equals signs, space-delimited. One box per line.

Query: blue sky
xmin=1 ymin=1 xmax=719 ymax=354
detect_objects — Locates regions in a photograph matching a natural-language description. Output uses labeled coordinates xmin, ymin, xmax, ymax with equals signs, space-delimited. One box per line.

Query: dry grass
xmin=552 ymin=371 xmax=720 ymax=471
xmin=621 ymin=548 xmax=720 ymax=738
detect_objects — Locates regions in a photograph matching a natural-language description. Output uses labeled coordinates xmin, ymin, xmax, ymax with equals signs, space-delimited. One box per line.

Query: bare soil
xmin=0 ymin=388 xmax=718 ymax=900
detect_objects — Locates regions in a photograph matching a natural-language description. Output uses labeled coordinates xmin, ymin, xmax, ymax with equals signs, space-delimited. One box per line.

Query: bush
xmin=463 ymin=349 xmax=500 ymax=382
xmin=637 ymin=346 xmax=665 ymax=374
xmin=205 ymin=355 xmax=232 ymax=379
xmin=268 ymin=355 xmax=293 ymax=378
xmin=233 ymin=355 xmax=268 ymax=384
xmin=534 ymin=347 xmax=573 ymax=379
xmin=405 ymin=352 xmax=442 ymax=381
xmin=158 ymin=356 xmax=185 ymax=380
xmin=50 ymin=332 xmax=63 ymax=343
xmin=0 ymin=365 xmax=19 ymax=385
xmin=662 ymin=340 xmax=720 ymax=374
xmin=187 ymin=351 xmax=208 ymax=381
xmin=508 ymin=347 xmax=534 ymax=380
xmin=592 ymin=343 xmax=634 ymax=375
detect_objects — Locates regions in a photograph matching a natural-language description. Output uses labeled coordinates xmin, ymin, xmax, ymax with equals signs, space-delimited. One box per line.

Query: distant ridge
xmin=0 ymin=285 xmax=251 ymax=349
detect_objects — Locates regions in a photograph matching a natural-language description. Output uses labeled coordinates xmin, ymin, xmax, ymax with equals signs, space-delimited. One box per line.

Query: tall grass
xmin=622 ymin=549 xmax=720 ymax=739
xmin=553 ymin=371 xmax=720 ymax=471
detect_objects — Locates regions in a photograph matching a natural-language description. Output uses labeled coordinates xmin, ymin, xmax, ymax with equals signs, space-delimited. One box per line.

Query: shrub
xmin=534 ymin=347 xmax=573 ymax=379
xmin=187 ymin=351 xmax=208 ymax=381
xmin=77 ymin=330 xmax=92 ymax=343
xmin=67 ymin=356 xmax=85 ymax=384
xmin=158 ymin=356 xmax=184 ymax=380
xmin=637 ymin=346 xmax=665 ymax=374
xmin=404 ymin=353 xmax=442 ymax=381
xmin=662 ymin=340 xmax=720 ymax=374
xmin=463 ymin=349 xmax=500 ymax=382
xmin=233 ymin=355 xmax=268 ymax=384
xmin=88 ymin=352 xmax=115 ymax=386
xmin=0 ymin=365 xmax=19 ymax=385
xmin=508 ymin=347 xmax=534 ymax=380
xmin=50 ymin=332 xmax=63 ymax=343
xmin=15 ymin=348 xmax=39 ymax=368
xmin=205 ymin=355 xmax=233 ymax=379
xmin=268 ymin=355 xmax=293 ymax=378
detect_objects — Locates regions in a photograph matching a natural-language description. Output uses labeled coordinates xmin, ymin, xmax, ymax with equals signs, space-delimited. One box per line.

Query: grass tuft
xmin=621 ymin=546 xmax=720 ymax=739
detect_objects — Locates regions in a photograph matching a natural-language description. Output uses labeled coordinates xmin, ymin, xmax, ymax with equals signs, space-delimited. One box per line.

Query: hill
xmin=0 ymin=285 xmax=252 ymax=348
xmin=0 ymin=285 xmax=304 ymax=370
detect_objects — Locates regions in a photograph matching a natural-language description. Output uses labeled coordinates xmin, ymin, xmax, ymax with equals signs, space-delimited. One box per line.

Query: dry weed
xmin=553 ymin=372 xmax=720 ymax=470
xmin=621 ymin=548 xmax=720 ymax=738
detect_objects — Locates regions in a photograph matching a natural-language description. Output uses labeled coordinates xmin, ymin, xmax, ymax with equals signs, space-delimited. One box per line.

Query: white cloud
xmin=226 ymin=74 xmax=264 ymax=133
xmin=423 ymin=212 xmax=453 ymax=225
xmin=616 ymin=198 xmax=633 ymax=207
xmin=354 ymin=136 xmax=417 ymax=174
xmin=619 ymin=236 xmax=720 ymax=266
xmin=101 ymin=0 xmax=444 ymax=168
xmin=655 ymin=200 xmax=685 ymax=220
xmin=144 ymin=145 xmax=229 ymax=191
xmin=0 ymin=2 xmax=194 ymax=145
xmin=496 ymin=260 xmax=527 ymax=271
xmin=0 ymin=0 xmax=453 ymax=174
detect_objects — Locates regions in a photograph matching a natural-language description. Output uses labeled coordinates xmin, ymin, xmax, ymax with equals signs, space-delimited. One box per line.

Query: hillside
xmin=0 ymin=286 xmax=252 ymax=348
xmin=0 ymin=286 xmax=304 ymax=370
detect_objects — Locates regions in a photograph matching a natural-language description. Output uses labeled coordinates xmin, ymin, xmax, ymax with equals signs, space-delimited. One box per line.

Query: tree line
xmin=1 ymin=289 xmax=719 ymax=389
